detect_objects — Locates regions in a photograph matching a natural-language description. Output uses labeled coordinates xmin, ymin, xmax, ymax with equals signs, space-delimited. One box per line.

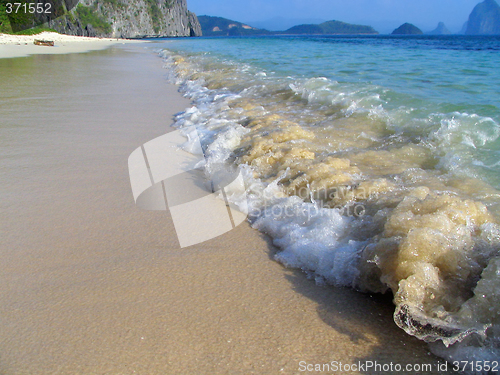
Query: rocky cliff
xmin=466 ymin=0 xmax=500 ymax=35
xmin=49 ymin=0 xmax=202 ymax=38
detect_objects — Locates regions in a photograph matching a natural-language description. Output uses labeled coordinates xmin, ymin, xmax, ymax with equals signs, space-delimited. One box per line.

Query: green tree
xmin=75 ymin=4 xmax=112 ymax=34
xmin=0 ymin=1 xmax=13 ymax=33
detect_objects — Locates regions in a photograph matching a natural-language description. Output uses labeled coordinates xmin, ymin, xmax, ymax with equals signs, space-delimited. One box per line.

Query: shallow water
xmin=156 ymin=35 xmax=500 ymax=366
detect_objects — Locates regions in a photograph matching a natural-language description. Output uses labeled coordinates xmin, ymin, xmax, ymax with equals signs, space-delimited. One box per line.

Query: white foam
xmin=159 ymin=48 xmax=500 ymax=363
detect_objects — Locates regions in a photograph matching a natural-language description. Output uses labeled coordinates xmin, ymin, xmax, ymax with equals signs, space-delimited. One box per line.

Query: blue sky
xmin=187 ymin=0 xmax=483 ymax=33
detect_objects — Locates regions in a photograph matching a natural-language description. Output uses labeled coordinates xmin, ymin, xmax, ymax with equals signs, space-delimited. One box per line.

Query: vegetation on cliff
xmin=75 ymin=4 xmax=112 ymax=34
xmin=0 ymin=0 xmax=79 ymax=33
xmin=54 ymin=0 xmax=202 ymax=38
xmin=0 ymin=2 xmax=11 ymax=33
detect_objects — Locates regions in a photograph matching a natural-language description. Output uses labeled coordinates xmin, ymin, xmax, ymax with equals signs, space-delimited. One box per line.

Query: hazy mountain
xmin=284 ymin=24 xmax=324 ymax=34
xmin=198 ymin=16 xmax=270 ymax=36
xmin=391 ymin=23 xmax=423 ymax=35
xmin=466 ymin=0 xmax=500 ymax=35
xmin=199 ymin=16 xmax=377 ymax=36
xmin=427 ymin=22 xmax=452 ymax=35
xmin=247 ymin=17 xmax=326 ymax=31
xmin=282 ymin=20 xmax=378 ymax=35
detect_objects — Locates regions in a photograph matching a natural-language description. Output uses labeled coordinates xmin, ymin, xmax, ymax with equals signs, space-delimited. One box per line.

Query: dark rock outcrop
xmin=428 ymin=22 xmax=451 ymax=35
xmin=49 ymin=0 xmax=201 ymax=38
xmin=391 ymin=23 xmax=423 ymax=35
xmin=85 ymin=23 xmax=96 ymax=37
xmin=465 ymin=0 xmax=500 ymax=35
xmin=50 ymin=17 xmax=96 ymax=37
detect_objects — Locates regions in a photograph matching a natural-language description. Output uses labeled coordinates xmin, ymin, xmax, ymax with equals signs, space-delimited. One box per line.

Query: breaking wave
xmin=158 ymin=39 xmax=500 ymax=367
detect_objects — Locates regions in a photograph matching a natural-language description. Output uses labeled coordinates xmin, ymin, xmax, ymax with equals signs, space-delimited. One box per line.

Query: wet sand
xmin=0 ymin=43 xmax=451 ymax=374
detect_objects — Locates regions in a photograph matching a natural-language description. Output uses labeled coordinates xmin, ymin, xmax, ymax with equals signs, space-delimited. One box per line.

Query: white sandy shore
xmin=0 ymin=31 xmax=143 ymax=59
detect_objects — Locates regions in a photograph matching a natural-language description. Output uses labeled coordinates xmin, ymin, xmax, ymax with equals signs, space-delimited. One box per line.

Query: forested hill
xmin=198 ymin=16 xmax=378 ymax=37
xmin=282 ymin=20 xmax=378 ymax=35
xmin=198 ymin=16 xmax=270 ymax=36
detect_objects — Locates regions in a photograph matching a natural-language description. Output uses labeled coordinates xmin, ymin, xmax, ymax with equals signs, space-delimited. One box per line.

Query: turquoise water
xmin=162 ymin=35 xmax=500 ymax=189
xmin=156 ymin=36 xmax=500 ymax=365
xmin=164 ymin=36 xmax=500 ymax=114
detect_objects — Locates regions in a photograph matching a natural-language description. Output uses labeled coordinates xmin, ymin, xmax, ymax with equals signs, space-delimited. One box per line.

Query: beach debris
xmin=34 ymin=40 xmax=54 ymax=47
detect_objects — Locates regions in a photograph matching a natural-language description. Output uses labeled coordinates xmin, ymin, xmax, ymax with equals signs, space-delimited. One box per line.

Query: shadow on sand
xmin=258 ymin=232 xmax=457 ymax=374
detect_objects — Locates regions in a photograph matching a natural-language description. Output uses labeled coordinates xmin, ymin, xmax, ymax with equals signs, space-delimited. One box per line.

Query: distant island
xmin=391 ymin=23 xmax=423 ymax=35
xmin=199 ymin=16 xmax=378 ymax=36
xmin=392 ymin=0 xmax=500 ymax=35
xmin=428 ymin=22 xmax=451 ymax=35
xmin=200 ymin=0 xmax=500 ymax=37
xmin=247 ymin=17 xmax=327 ymax=32
xmin=200 ymin=0 xmax=500 ymax=38
xmin=198 ymin=16 xmax=270 ymax=36
xmin=282 ymin=20 xmax=378 ymax=35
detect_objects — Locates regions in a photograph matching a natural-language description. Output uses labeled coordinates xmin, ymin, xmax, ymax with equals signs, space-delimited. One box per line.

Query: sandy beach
xmin=0 ymin=32 xmax=141 ymax=59
xmin=0 ymin=38 xmax=452 ymax=374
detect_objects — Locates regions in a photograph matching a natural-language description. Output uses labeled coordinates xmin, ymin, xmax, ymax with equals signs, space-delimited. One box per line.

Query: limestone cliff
xmin=49 ymin=0 xmax=202 ymax=38
xmin=466 ymin=0 xmax=500 ymax=35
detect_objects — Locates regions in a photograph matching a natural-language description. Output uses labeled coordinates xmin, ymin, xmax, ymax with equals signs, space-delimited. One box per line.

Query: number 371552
xmin=5 ymin=3 xmax=52 ymax=14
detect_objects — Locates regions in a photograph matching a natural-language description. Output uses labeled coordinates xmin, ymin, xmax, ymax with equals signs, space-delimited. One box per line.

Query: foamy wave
xmin=160 ymin=48 xmax=500 ymax=365
xmin=290 ymin=77 xmax=383 ymax=117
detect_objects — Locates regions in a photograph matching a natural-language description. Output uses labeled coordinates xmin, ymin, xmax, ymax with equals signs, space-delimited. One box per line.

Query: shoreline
xmin=0 ymin=31 xmax=143 ymax=59
xmin=0 ymin=42 xmax=450 ymax=373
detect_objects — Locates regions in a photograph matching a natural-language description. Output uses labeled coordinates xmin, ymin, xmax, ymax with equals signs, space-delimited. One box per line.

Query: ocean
xmin=155 ymin=35 xmax=500 ymax=366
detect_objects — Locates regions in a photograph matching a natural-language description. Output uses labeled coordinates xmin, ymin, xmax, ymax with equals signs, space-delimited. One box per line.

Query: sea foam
xmin=160 ymin=45 xmax=500 ymax=367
